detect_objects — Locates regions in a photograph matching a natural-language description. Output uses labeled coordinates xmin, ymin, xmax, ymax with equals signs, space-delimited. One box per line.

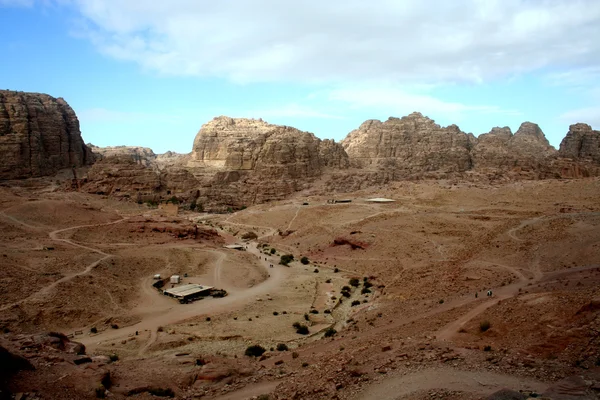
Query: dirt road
xmin=354 ymin=367 xmax=548 ymax=399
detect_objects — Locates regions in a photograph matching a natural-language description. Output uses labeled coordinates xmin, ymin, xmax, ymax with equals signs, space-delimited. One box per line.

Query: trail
xmin=0 ymin=217 xmax=127 ymax=312
xmin=355 ymin=367 xmax=548 ymax=399
xmin=82 ymin=235 xmax=289 ymax=355
xmin=286 ymin=206 xmax=302 ymax=231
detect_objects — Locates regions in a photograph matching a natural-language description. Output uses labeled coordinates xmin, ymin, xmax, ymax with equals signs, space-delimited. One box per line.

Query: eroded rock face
xmin=471 ymin=122 xmax=557 ymax=171
xmin=191 ymin=116 xmax=348 ymax=174
xmin=341 ymin=113 xmax=474 ymax=177
xmin=559 ymin=123 xmax=600 ymax=163
xmin=0 ymin=90 xmax=93 ymax=179
xmin=188 ymin=116 xmax=348 ymax=207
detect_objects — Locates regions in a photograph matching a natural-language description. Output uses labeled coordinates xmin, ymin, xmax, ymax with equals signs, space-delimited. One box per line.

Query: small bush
xmin=439 ymin=299 xmax=444 ymax=304
xmin=483 ymin=345 xmax=492 ymax=352
xmin=361 ymin=288 xmax=371 ymax=294
xmin=148 ymin=388 xmax=175 ymax=398
xmin=90 ymin=327 xmax=98 ymax=334
xmin=302 ymin=362 xmax=309 ymax=367
xmin=270 ymin=248 xmax=276 ymax=254
xmin=324 ymin=309 xmax=331 ymax=314
xmin=325 ymin=279 xmax=331 ymax=283
xmin=110 ymin=324 xmax=119 ymax=329
xmin=273 ymin=311 xmax=279 ymax=316
xmin=280 ymin=254 xmax=294 ymax=265
xmin=310 ymin=309 xmax=319 ymax=314
xmin=304 ymin=313 xmax=310 ymax=321
xmin=341 ymin=291 xmax=351 ymax=298
xmin=324 ymin=327 xmax=337 ymax=337
xmin=314 ymin=268 xmax=319 ymax=273
xmin=334 ymin=268 xmax=339 ymax=273
xmin=206 ymin=317 xmax=211 ymax=321
xmin=157 ymin=326 xmax=164 ymax=332
xmin=292 ymin=351 xmax=299 ymax=359
xmin=301 ymin=256 xmax=309 ymax=265
xmin=349 ymin=278 xmax=360 ymax=287
xmin=351 ymin=300 xmax=361 ymax=307
xmin=480 ymin=320 xmax=491 ymax=332
xmin=341 ymin=286 xmax=351 ymax=292
xmin=109 ymin=354 xmax=119 ymax=362
xmin=293 ymin=323 xmax=309 ymax=335
xmin=245 ymin=345 xmax=266 ymax=357
xmin=363 ymin=281 xmax=373 ymax=288
xmin=276 ymin=343 xmax=289 ymax=351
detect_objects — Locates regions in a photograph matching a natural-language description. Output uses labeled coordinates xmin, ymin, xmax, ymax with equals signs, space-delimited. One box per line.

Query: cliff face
xmin=471 ymin=122 xmax=557 ymax=171
xmin=191 ymin=116 xmax=348 ymax=174
xmin=0 ymin=90 xmax=93 ymax=179
xmin=341 ymin=113 xmax=474 ymax=177
xmin=559 ymin=123 xmax=600 ymax=163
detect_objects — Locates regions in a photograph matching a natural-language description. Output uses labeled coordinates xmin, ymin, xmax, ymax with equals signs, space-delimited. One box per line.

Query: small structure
xmin=170 ymin=275 xmax=181 ymax=284
xmin=163 ymin=284 xmax=213 ymax=302
xmin=366 ymin=198 xmax=396 ymax=203
xmin=224 ymin=244 xmax=246 ymax=251
xmin=153 ymin=274 xmax=161 ymax=280
xmin=158 ymin=202 xmax=179 ymax=217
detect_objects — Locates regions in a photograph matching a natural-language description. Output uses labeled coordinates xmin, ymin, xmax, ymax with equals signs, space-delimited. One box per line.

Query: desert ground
xmin=1 ymin=177 xmax=600 ymax=399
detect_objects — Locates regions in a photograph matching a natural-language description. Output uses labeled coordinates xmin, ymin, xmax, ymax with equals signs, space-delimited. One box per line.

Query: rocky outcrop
xmin=471 ymin=122 xmax=557 ymax=174
xmin=0 ymin=90 xmax=93 ymax=179
xmin=559 ymin=123 xmax=600 ymax=163
xmin=341 ymin=113 xmax=473 ymax=178
xmin=88 ymin=144 xmax=189 ymax=169
xmin=187 ymin=116 xmax=348 ymax=208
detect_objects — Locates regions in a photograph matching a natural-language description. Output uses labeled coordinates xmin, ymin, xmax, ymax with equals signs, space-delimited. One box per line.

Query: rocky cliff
xmin=184 ymin=116 xmax=349 ymax=207
xmin=559 ymin=123 xmax=600 ymax=163
xmin=0 ymin=90 xmax=93 ymax=179
xmin=341 ymin=113 xmax=474 ymax=178
xmin=471 ymin=122 xmax=557 ymax=173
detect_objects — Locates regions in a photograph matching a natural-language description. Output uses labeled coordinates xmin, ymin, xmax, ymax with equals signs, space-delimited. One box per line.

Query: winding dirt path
xmin=0 ymin=217 xmax=127 ymax=312
xmin=355 ymin=367 xmax=548 ymax=399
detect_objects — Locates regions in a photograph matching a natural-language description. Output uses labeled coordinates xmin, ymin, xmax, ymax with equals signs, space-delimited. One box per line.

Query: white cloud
xmin=245 ymin=103 xmax=342 ymax=120
xmin=559 ymin=106 xmax=600 ymax=128
xmin=328 ymin=86 xmax=519 ymax=118
xmin=61 ymin=0 xmax=600 ymax=84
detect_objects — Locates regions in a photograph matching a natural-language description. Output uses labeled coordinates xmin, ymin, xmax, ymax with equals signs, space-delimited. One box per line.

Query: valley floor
xmin=1 ymin=177 xmax=600 ymax=399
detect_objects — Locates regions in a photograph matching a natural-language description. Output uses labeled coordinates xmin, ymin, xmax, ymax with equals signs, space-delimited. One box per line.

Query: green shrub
xmin=245 ymin=345 xmax=266 ymax=357
xmin=300 ymin=256 xmax=309 ymax=265
xmin=293 ymin=323 xmax=309 ymax=335
xmin=302 ymin=362 xmax=309 ymax=367
xmin=280 ymin=254 xmax=294 ymax=265
xmin=341 ymin=291 xmax=351 ymax=298
xmin=90 ymin=327 xmax=97 ymax=334
xmin=363 ymin=281 xmax=373 ymax=288
xmin=304 ymin=313 xmax=309 ymax=321
xmin=483 ymin=345 xmax=492 ymax=352
xmin=341 ymin=286 xmax=351 ymax=292
xmin=361 ymin=288 xmax=371 ymax=294
xmin=349 ymin=278 xmax=360 ymax=287
xmin=480 ymin=321 xmax=491 ymax=332
xmin=324 ymin=327 xmax=337 ymax=337
xmin=109 ymin=354 xmax=119 ymax=362
xmin=314 ymin=268 xmax=319 ymax=273
xmin=270 ymin=248 xmax=276 ymax=254
xmin=292 ymin=352 xmax=299 ymax=359
xmin=276 ymin=343 xmax=288 ymax=351
xmin=273 ymin=311 xmax=279 ymax=316
xmin=334 ymin=268 xmax=339 ymax=273
xmin=351 ymin=300 xmax=361 ymax=307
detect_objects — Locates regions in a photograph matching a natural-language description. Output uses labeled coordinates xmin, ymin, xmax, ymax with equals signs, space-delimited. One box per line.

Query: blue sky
xmin=1 ymin=0 xmax=599 ymax=153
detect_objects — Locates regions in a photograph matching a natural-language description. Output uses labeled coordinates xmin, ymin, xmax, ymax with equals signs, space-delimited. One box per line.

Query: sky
xmin=1 ymin=0 xmax=599 ymax=153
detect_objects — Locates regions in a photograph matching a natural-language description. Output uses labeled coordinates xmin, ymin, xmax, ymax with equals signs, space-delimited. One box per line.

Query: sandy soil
xmin=2 ymin=178 xmax=600 ymax=399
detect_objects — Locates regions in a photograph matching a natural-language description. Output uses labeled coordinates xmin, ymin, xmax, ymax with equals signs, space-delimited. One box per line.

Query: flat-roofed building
xmin=163 ymin=284 xmax=213 ymax=302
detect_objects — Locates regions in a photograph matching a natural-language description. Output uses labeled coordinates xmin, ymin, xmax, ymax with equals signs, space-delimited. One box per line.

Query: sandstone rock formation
xmin=341 ymin=113 xmax=474 ymax=178
xmin=471 ymin=122 xmax=557 ymax=175
xmin=187 ymin=116 xmax=348 ymax=207
xmin=88 ymin=144 xmax=189 ymax=169
xmin=0 ymin=90 xmax=93 ymax=179
xmin=559 ymin=123 xmax=600 ymax=163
